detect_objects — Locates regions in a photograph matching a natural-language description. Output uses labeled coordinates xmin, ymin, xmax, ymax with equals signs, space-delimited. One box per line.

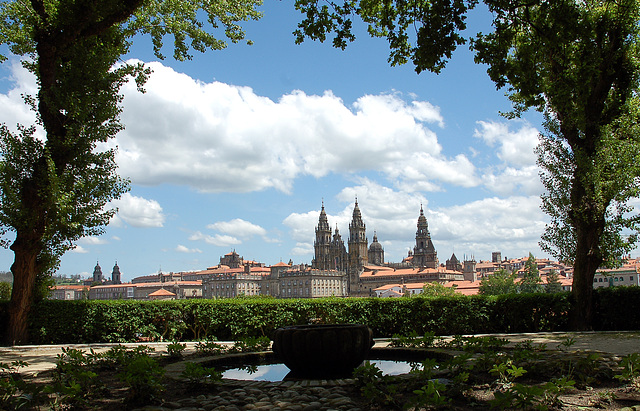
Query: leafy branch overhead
xmin=294 ymin=0 xmax=478 ymax=73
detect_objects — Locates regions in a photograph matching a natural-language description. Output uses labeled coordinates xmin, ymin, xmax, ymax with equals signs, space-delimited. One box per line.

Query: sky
xmin=1 ymin=1 xmax=638 ymax=282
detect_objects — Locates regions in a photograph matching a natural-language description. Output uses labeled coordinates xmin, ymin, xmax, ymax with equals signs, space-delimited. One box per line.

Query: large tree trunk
xmin=6 ymin=235 xmax=41 ymax=345
xmin=571 ymin=223 xmax=604 ymax=330
xmin=568 ymin=151 xmax=605 ymax=331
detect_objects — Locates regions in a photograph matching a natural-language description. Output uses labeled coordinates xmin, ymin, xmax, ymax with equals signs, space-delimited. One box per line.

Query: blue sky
xmin=2 ymin=2 xmax=637 ymax=282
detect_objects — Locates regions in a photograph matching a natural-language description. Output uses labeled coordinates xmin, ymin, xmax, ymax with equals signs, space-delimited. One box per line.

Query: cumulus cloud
xmin=111 ymin=61 xmax=473 ymax=194
xmin=79 ymin=236 xmax=108 ymax=245
xmin=0 ymin=60 xmax=40 ymax=136
xmin=475 ymin=120 xmax=541 ymax=166
xmin=189 ymin=231 xmax=241 ymax=247
xmin=175 ymin=245 xmax=202 ymax=253
xmin=71 ymin=245 xmax=89 ymax=254
xmin=207 ymin=218 xmax=267 ymax=239
xmin=109 ymin=193 xmax=165 ymax=228
xmin=474 ymin=121 xmax=544 ymax=196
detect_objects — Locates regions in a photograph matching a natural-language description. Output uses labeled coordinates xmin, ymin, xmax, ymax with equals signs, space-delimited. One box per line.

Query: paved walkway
xmin=0 ymin=331 xmax=638 ymax=376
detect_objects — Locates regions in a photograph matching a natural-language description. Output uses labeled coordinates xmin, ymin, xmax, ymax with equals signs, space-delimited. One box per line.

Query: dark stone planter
xmin=272 ymin=324 xmax=374 ymax=378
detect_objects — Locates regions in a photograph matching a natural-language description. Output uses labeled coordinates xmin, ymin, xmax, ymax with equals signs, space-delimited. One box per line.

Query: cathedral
xmin=312 ymin=201 xmax=438 ymax=273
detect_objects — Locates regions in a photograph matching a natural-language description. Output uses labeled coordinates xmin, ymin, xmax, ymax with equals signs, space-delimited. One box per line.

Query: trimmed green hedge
xmin=0 ymin=287 xmax=638 ymax=344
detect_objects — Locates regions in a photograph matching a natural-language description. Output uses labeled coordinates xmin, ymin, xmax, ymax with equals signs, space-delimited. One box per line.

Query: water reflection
xmin=222 ymin=360 xmax=416 ymax=381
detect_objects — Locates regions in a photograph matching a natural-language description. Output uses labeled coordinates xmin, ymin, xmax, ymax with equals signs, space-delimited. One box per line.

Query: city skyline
xmin=1 ymin=2 xmax=639 ymax=282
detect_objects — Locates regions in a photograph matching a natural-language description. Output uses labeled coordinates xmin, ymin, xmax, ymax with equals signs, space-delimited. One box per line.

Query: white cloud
xmin=71 ymin=245 xmax=89 ymax=254
xmin=79 ymin=236 xmax=108 ymax=245
xmin=112 ymin=61 xmax=475 ymax=194
xmin=207 ymin=218 xmax=267 ymax=239
xmin=473 ymin=121 xmax=544 ymax=196
xmin=175 ymin=245 xmax=202 ymax=253
xmin=109 ymin=193 xmax=165 ymax=228
xmin=0 ymin=60 xmax=40 ymax=136
xmin=189 ymin=231 xmax=241 ymax=247
xmin=475 ymin=120 xmax=541 ymax=166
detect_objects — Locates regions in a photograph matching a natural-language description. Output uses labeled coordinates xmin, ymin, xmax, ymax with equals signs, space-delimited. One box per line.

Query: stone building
xmin=277 ymin=266 xmax=347 ymax=298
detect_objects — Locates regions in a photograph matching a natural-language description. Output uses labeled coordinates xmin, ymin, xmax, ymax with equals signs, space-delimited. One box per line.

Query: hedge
xmin=0 ymin=287 xmax=638 ymax=345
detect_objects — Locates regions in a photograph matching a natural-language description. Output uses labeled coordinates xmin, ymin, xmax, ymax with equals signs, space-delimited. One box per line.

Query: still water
xmin=222 ymin=360 xmax=416 ymax=381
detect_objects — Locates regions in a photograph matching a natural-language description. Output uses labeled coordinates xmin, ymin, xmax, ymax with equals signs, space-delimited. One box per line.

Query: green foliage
xmin=545 ymin=270 xmax=563 ymax=294
xmin=294 ymin=0 xmax=478 ymax=73
xmin=229 ymin=336 xmax=271 ymax=353
xmin=479 ymin=269 xmax=518 ymax=296
xmin=180 ymin=362 xmax=222 ymax=385
xmin=352 ymin=361 xmax=400 ymax=407
xmin=419 ymin=282 xmax=460 ymax=298
xmin=615 ymin=353 xmax=640 ymax=391
xmin=166 ymin=341 xmax=187 ymax=358
xmin=46 ymin=347 xmax=105 ymax=408
xmin=0 ymin=289 xmax=638 ymax=344
xmin=118 ymin=354 xmax=165 ymax=405
xmin=519 ymin=253 xmax=543 ymax=294
xmin=0 ymin=281 xmax=10 ymax=300
xmin=0 ymin=360 xmax=47 ymax=409
xmin=410 ymin=379 xmax=451 ymax=408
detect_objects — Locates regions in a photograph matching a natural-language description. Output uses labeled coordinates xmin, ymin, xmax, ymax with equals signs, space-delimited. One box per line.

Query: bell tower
xmin=412 ymin=205 xmax=438 ymax=268
xmin=348 ymin=198 xmax=368 ymax=272
xmin=313 ymin=201 xmax=333 ymax=269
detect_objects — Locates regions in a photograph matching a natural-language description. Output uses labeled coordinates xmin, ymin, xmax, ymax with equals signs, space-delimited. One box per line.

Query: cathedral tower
xmin=412 ymin=205 xmax=438 ymax=268
xmin=313 ymin=202 xmax=333 ymax=269
xmin=92 ymin=261 xmax=103 ymax=284
xmin=112 ymin=262 xmax=122 ymax=285
xmin=348 ymin=199 xmax=368 ymax=271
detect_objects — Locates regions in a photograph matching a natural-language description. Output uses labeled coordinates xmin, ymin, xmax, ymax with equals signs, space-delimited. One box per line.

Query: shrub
xmin=0 ymin=287 xmax=637 ymax=344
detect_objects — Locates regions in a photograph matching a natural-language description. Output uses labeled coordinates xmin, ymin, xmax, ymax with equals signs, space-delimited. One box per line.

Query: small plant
xmin=166 ymin=341 xmax=187 ymax=358
xmin=409 ymin=357 xmax=439 ymax=379
xmin=47 ymin=347 xmax=105 ymax=408
xmin=558 ymin=337 xmax=576 ymax=351
xmin=180 ymin=362 xmax=222 ymax=384
xmin=352 ymin=361 xmax=400 ymax=407
xmin=118 ymin=354 xmax=165 ymax=404
xmin=390 ymin=331 xmax=440 ymax=348
xmin=0 ymin=361 xmax=47 ymax=409
xmin=539 ymin=376 xmax=575 ymax=409
xmin=489 ymin=376 xmax=575 ymax=410
xmin=195 ymin=337 xmax=226 ymax=356
xmin=410 ymin=379 xmax=451 ymax=408
xmin=229 ymin=336 xmax=271 ymax=353
xmin=615 ymin=352 xmax=640 ymax=391
xmin=490 ymin=360 xmax=527 ymax=390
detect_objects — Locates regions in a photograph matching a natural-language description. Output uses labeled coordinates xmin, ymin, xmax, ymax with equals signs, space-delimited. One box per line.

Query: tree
xmin=518 ymin=253 xmax=543 ymax=294
xmin=0 ymin=0 xmax=262 ymax=344
xmin=478 ymin=268 xmax=518 ymax=295
xmin=419 ymin=282 xmax=459 ymax=297
xmin=544 ymin=270 xmax=562 ymax=294
xmin=293 ymin=0 xmax=640 ymax=329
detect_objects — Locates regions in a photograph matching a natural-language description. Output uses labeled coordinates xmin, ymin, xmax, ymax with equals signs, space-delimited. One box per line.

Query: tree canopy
xmin=0 ymin=0 xmax=262 ymax=344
